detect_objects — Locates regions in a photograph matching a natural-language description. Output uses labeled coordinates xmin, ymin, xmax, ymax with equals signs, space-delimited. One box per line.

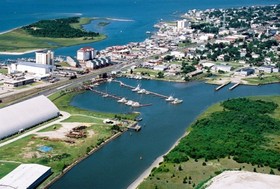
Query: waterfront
xmin=50 ymin=78 xmax=280 ymax=189
xmin=1 ymin=0 xmax=279 ymax=60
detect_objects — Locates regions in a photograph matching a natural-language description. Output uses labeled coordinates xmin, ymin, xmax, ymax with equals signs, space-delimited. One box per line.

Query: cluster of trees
xmin=181 ymin=61 xmax=196 ymax=74
xmin=191 ymin=23 xmax=219 ymax=34
xmin=164 ymin=98 xmax=280 ymax=169
xmin=22 ymin=17 xmax=99 ymax=38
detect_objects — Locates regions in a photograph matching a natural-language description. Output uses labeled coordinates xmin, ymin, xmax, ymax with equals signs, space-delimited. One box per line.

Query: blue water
xmin=1 ymin=0 xmax=279 ymax=60
xmin=50 ymin=78 xmax=280 ymax=189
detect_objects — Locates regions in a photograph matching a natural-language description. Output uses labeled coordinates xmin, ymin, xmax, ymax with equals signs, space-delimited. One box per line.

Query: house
xmin=258 ymin=66 xmax=273 ymax=73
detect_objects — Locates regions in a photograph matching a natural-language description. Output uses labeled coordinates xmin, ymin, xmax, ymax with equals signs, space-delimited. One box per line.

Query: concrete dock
xmin=229 ymin=83 xmax=240 ymax=90
xmin=215 ymin=81 xmax=231 ymax=91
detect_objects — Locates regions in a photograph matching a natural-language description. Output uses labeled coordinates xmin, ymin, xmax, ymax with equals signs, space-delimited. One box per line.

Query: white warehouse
xmin=8 ymin=62 xmax=55 ymax=75
xmin=0 ymin=95 xmax=60 ymax=140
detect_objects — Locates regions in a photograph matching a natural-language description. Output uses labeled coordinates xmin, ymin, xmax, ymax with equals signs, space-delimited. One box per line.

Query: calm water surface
xmin=50 ymin=78 xmax=280 ymax=189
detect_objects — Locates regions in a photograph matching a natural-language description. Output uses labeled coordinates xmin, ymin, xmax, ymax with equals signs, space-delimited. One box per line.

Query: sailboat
xmin=132 ymin=84 xmax=141 ymax=92
xmin=165 ymin=95 xmax=175 ymax=102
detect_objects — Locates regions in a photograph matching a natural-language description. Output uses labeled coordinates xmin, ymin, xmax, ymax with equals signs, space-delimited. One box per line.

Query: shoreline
xmin=44 ymin=130 xmax=126 ymax=188
xmin=128 ymin=132 xmax=189 ymax=189
xmin=0 ymin=48 xmax=47 ymax=55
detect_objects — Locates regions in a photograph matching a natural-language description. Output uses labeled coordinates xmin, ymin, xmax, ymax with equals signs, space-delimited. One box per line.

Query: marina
xmin=88 ymin=87 xmax=152 ymax=108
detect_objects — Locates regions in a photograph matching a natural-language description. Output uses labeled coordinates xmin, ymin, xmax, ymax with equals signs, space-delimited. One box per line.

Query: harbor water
xmin=50 ymin=78 xmax=280 ymax=189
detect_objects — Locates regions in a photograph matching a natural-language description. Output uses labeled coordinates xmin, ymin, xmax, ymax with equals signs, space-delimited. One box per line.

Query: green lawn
xmin=0 ymin=68 xmax=8 ymax=75
xmin=0 ymin=162 xmax=20 ymax=179
xmin=243 ymin=74 xmax=280 ymax=85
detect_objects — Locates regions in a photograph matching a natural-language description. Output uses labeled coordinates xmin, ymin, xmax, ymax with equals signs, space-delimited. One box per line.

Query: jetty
xmin=215 ymin=81 xmax=231 ymax=91
xmin=229 ymin=82 xmax=240 ymax=90
xmin=114 ymin=80 xmax=169 ymax=99
xmin=88 ymin=87 xmax=152 ymax=108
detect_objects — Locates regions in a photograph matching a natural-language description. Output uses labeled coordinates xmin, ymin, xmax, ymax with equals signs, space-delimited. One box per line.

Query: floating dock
xmin=229 ymin=82 xmax=240 ymax=90
xmin=215 ymin=81 xmax=231 ymax=91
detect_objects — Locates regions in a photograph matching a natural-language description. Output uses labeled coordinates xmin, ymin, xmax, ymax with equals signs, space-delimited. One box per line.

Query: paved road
xmin=0 ymin=111 xmax=70 ymax=148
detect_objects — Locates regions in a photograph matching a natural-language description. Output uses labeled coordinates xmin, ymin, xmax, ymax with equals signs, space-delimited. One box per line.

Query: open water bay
xmin=50 ymin=78 xmax=280 ymax=189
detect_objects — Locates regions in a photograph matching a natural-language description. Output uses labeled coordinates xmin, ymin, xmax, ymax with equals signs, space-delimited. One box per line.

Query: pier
xmin=215 ymin=81 xmax=231 ymax=91
xmin=88 ymin=87 xmax=152 ymax=108
xmin=114 ymin=80 xmax=169 ymax=99
xmin=229 ymin=82 xmax=240 ymax=90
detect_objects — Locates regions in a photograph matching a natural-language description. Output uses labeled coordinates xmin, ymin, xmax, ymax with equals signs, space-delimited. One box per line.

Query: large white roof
xmin=0 ymin=95 xmax=59 ymax=139
xmin=0 ymin=164 xmax=51 ymax=189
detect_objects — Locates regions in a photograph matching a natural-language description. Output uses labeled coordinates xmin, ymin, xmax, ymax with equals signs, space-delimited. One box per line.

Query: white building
xmin=36 ymin=50 xmax=54 ymax=65
xmin=77 ymin=47 xmax=96 ymax=62
xmin=8 ymin=62 xmax=55 ymax=75
xmin=212 ymin=65 xmax=232 ymax=72
xmin=0 ymin=95 xmax=59 ymax=139
xmin=0 ymin=164 xmax=51 ymax=189
xmin=177 ymin=19 xmax=187 ymax=30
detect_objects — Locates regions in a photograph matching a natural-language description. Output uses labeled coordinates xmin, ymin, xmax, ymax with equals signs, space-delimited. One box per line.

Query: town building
xmin=8 ymin=62 xmax=55 ymax=75
xmin=77 ymin=47 xmax=96 ymax=62
xmin=177 ymin=19 xmax=187 ymax=30
xmin=35 ymin=50 xmax=54 ymax=65
xmin=4 ymin=76 xmax=35 ymax=88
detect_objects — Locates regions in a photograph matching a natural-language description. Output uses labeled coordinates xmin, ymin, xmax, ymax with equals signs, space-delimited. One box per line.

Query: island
xmin=0 ymin=17 xmax=106 ymax=54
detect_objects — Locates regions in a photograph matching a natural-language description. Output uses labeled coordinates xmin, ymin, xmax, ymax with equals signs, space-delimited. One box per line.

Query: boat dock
xmin=128 ymin=123 xmax=141 ymax=132
xmin=229 ymin=82 xmax=240 ymax=90
xmin=88 ymin=87 xmax=152 ymax=108
xmin=114 ymin=80 xmax=169 ymax=99
xmin=215 ymin=81 xmax=231 ymax=91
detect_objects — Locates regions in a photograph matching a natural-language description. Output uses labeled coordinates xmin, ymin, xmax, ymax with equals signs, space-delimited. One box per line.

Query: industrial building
xmin=36 ymin=50 xmax=54 ymax=65
xmin=0 ymin=95 xmax=60 ymax=139
xmin=8 ymin=62 xmax=55 ymax=75
xmin=0 ymin=164 xmax=51 ymax=189
xmin=77 ymin=47 xmax=96 ymax=62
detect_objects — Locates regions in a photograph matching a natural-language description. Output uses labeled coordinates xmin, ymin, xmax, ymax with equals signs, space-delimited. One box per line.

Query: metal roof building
xmin=0 ymin=95 xmax=59 ymax=139
xmin=0 ymin=164 xmax=51 ymax=189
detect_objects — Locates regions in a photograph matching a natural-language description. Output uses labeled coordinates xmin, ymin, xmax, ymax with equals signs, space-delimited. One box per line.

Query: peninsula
xmin=0 ymin=17 xmax=106 ymax=54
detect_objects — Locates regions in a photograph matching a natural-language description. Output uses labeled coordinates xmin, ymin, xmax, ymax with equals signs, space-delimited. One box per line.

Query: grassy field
xmin=243 ymin=73 xmax=280 ymax=85
xmin=139 ymin=96 xmax=280 ymax=189
xmin=0 ymin=90 xmax=138 ymax=187
xmin=0 ymin=18 xmax=106 ymax=53
xmin=0 ymin=68 xmax=8 ymax=74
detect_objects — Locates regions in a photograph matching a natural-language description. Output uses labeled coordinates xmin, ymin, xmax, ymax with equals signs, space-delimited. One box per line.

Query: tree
xmin=157 ymin=71 xmax=164 ymax=78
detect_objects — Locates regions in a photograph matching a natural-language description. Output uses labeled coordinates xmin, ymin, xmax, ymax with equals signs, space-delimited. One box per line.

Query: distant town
xmin=1 ymin=4 xmax=280 ymax=102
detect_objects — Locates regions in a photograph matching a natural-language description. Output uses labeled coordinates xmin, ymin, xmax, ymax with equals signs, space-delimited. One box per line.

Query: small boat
xmin=107 ymin=78 xmax=113 ymax=82
xmin=135 ymin=117 xmax=143 ymax=121
xmin=132 ymin=84 xmax=141 ymax=92
xmin=102 ymin=94 xmax=109 ymax=98
xmin=137 ymin=89 xmax=146 ymax=94
xmin=171 ymin=98 xmax=183 ymax=104
xmin=165 ymin=95 xmax=175 ymax=102
xmin=126 ymin=100 xmax=134 ymax=106
xmin=117 ymin=97 xmax=127 ymax=103
xmin=131 ymin=102 xmax=140 ymax=107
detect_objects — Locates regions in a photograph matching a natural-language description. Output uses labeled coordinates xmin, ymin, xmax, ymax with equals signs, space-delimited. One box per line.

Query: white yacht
xmin=132 ymin=84 xmax=141 ymax=92
xmin=171 ymin=98 xmax=183 ymax=104
xmin=117 ymin=97 xmax=127 ymax=103
xmin=165 ymin=95 xmax=175 ymax=102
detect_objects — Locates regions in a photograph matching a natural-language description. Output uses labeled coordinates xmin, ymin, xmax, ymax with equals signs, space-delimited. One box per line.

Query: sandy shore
xmin=127 ymin=132 xmax=188 ymax=189
xmin=0 ymin=49 xmax=46 ymax=55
